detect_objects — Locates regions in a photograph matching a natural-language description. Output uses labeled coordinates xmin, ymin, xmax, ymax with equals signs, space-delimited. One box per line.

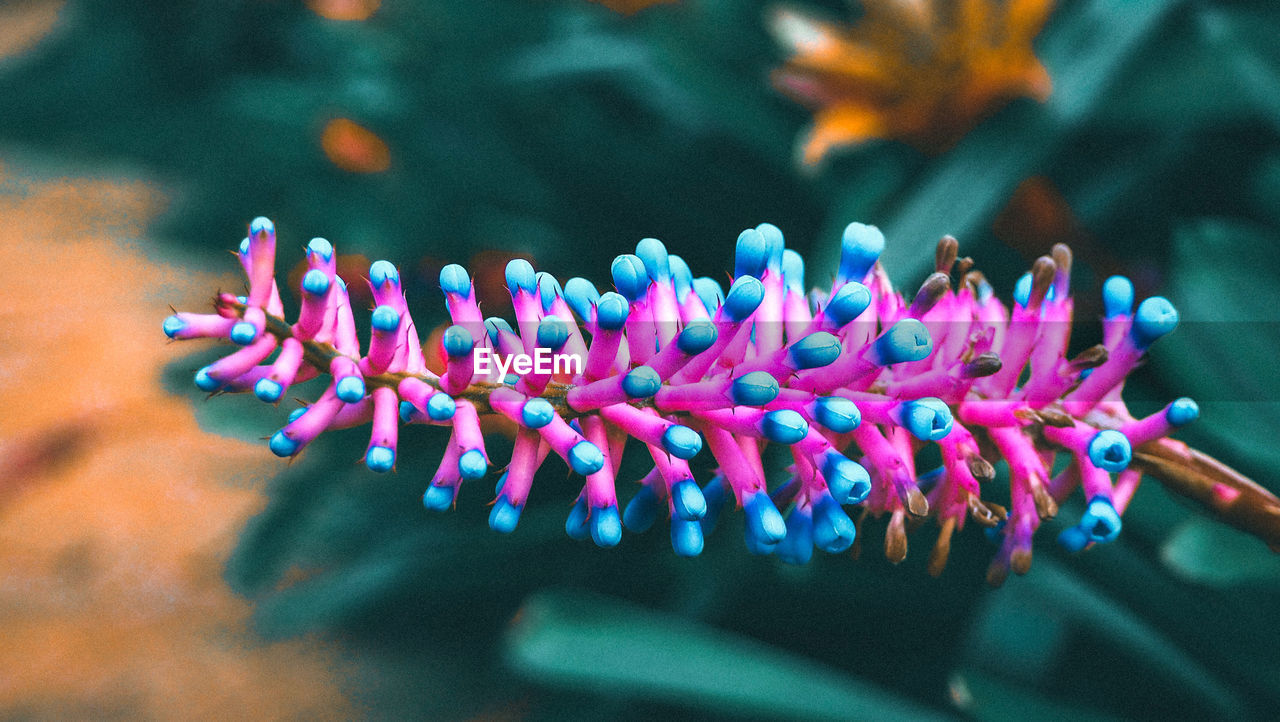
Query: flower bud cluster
xmin=166 ymin=217 xmax=1195 ymax=584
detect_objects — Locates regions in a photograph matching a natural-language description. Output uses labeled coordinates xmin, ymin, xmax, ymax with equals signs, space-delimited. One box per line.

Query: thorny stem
xmin=229 ymin=296 xmax=1280 ymax=550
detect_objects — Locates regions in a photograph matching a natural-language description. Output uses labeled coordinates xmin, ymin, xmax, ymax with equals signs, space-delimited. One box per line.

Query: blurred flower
xmin=321 ymin=118 xmax=391 ymax=174
xmin=770 ymin=0 xmax=1055 ymax=163
xmin=167 ymin=217 xmax=1279 ymax=585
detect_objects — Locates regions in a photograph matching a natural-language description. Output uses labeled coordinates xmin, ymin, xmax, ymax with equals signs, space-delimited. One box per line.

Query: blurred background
xmin=1 ymin=0 xmax=1279 ymax=718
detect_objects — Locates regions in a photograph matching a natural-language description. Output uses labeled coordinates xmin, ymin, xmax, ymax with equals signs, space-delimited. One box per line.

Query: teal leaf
xmin=505 ymin=588 xmax=950 ymax=721
xmin=1162 ymin=518 xmax=1280 ymax=587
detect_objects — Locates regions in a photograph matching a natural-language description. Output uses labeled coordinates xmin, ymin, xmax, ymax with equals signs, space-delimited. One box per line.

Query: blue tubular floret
xmin=671 ymin=479 xmax=707 ymax=521
xmin=676 ymin=320 xmax=718 ymax=355
xmin=776 ymin=507 xmax=814 ymax=565
xmin=735 ymin=228 xmax=769 ymax=279
xmin=1130 ymin=296 xmax=1179 ymax=348
xmin=813 ymin=396 xmax=861 ymax=433
xmin=1102 ymin=275 xmax=1134 ymax=318
xmin=732 ymin=371 xmax=780 ymax=406
xmin=635 ymin=237 xmax=671 ymax=283
xmin=1166 ymin=397 xmax=1199 ymax=427
xmin=623 ymin=484 xmax=662 ymax=533
xmin=811 ymin=493 xmax=857 ymax=553
xmin=611 ymin=254 xmax=648 ymax=301
xmin=895 ymin=398 xmax=953 ymax=441
xmin=743 ymin=490 xmax=787 ymax=553
xmin=838 ymin=222 xmax=884 ymax=282
xmin=1087 ymin=429 xmax=1132 ymax=472
xmin=825 ymin=282 xmax=872 ymax=326
xmin=439 ymin=263 xmax=471 ymax=297
xmin=692 ymin=277 xmax=725 ymax=315
xmin=722 ymin=276 xmax=765 ymax=321
xmin=505 ymin=258 xmax=537 ymax=295
xmin=591 ymin=504 xmax=623 ymax=547
xmin=872 ymin=318 xmax=933 ymax=365
xmin=761 ymin=409 xmax=809 ymax=444
xmin=789 ymin=332 xmax=841 ymax=370
xmin=823 ymin=451 xmax=872 ymax=504
xmin=563 ymin=277 xmax=600 ymax=321
xmin=661 ymin=425 xmax=703 ymax=460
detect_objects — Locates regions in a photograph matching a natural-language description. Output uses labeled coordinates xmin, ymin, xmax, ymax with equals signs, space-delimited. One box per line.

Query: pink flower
xmin=166 ymin=217 xmax=1217 ymax=585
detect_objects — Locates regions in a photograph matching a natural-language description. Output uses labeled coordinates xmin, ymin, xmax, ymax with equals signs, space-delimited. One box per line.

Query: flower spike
xmin=166 ymin=218 xmax=1280 ymax=585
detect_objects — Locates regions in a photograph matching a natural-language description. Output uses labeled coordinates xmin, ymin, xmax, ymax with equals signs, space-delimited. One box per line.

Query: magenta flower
xmin=165 ymin=217 xmax=1280 ymax=585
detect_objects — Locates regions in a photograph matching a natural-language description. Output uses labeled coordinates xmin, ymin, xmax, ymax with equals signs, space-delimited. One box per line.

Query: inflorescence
xmin=166 ymin=217 xmax=1234 ymax=585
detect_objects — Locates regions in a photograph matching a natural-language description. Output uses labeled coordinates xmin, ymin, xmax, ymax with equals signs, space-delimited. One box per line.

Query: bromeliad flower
xmin=769 ymin=0 xmax=1055 ymax=163
xmin=165 ymin=217 xmax=1280 ymax=585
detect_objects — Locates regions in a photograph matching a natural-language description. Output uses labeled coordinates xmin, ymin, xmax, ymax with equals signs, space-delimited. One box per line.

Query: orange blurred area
xmin=0 ymin=160 xmax=355 ymax=717
xmin=0 ymin=0 xmax=64 ymax=61
xmin=307 ymin=0 xmax=381 ymax=22
xmin=590 ymin=0 xmax=679 ymax=15
xmin=321 ymin=118 xmax=392 ymax=174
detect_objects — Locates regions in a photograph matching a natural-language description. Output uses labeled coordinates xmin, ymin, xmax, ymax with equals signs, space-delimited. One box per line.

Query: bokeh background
xmin=1 ymin=0 xmax=1279 ymax=718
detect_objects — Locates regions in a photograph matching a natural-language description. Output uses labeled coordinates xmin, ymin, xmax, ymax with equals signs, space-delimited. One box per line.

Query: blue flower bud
xmin=562 ymin=277 xmax=600 ymax=321
xmin=484 ymin=317 xmax=514 ymax=345
xmin=565 ymin=498 xmax=591 ymax=541
xmin=1166 ymin=397 xmax=1199 ymax=427
xmin=622 ymin=366 xmax=662 ymax=398
xmin=369 ymin=260 xmax=399 ymax=288
xmin=307 ymin=237 xmax=333 ymax=261
xmin=1102 ymin=275 xmax=1134 ymax=318
xmin=873 ymin=318 xmax=933 ymax=365
xmin=399 ymin=401 xmax=418 ymax=423
xmin=670 ymin=479 xmax=707 ymax=520
xmin=756 ymin=222 xmax=786 ymax=272
xmin=458 ymin=449 xmax=488 ymax=479
xmin=162 ymin=315 xmax=186 ymax=338
xmin=194 ymin=367 xmax=221 ymax=392
xmin=1130 ymin=296 xmax=1178 ymax=348
xmin=734 ymin=228 xmax=768 ymax=279
xmin=692 ymin=277 xmax=725 ymax=315
xmin=611 ymin=254 xmax=649 ymax=301
xmin=635 ymin=237 xmax=670 ymax=282
xmin=568 ymin=441 xmax=605 ymax=475
xmin=366 ymin=445 xmax=395 ymax=473
xmin=1081 ymin=496 xmax=1122 ymax=543
xmin=825 ymin=282 xmax=871 ymax=326
xmin=536 ymin=316 xmax=569 ymax=351
xmin=426 ymin=392 xmax=456 ymax=421
xmin=439 ymin=263 xmax=471 ymax=297
xmin=591 ymin=504 xmax=623 ymax=547
xmin=732 ymin=371 xmax=780 ymax=406
xmin=1013 ymin=272 xmax=1032 ymax=307
xmin=595 ymin=292 xmax=630 ymax=330
xmin=813 ymin=397 xmax=861 ymax=433
xmin=254 ymin=378 xmax=283 ymax=403
xmin=521 ymin=398 xmax=555 ymax=428
xmin=661 ymin=425 xmax=702 ymax=460
xmin=249 ymin=216 xmax=274 ymax=238
xmin=505 ymin=258 xmax=537 ymax=295
xmin=238 ymin=238 xmax=250 ymax=256
xmin=268 ymin=431 xmax=298 ymax=457
xmin=1057 ymin=524 xmax=1090 ymax=552
xmin=489 ymin=495 xmax=523 ymax=533
xmin=744 ymin=491 xmax=787 ymax=549
xmin=422 ymin=484 xmax=455 ymax=512
xmin=1088 ymin=429 xmax=1131 ymax=472
xmin=533 ymin=272 xmax=561 ymax=313
xmin=441 ymin=325 xmax=474 ymax=358
xmin=781 ymin=249 xmax=805 ymax=293
xmin=229 ymin=321 xmax=257 ymax=346
xmin=723 ymin=276 xmax=765 ymax=321
xmin=839 ymin=222 xmax=884 ymax=282
xmin=371 ymin=304 xmax=400 ymax=332
xmin=761 ymin=409 xmax=808 ymax=445
xmin=302 ymin=269 xmax=330 ymax=296
xmin=288 ymin=407 xmax=308 ymax=423
xmin=676 ymin=320 xmax=717 ymax=355
xmin=669 ymin=255 xmax=693 ymax=300
xmin=824 ymin=453 xmax=871 ymax=504
xmin=671 ymin=519 xmax=705 ymax=557
xmin=897 ymin=398 xmax=953 ymax=441
xmin=334 ymin=375 xmax=365 ymax=402
xmin=789 ymin=332 xmax=841 ymax=370
xmin=812 ymin=494 xmax=856 ymax=553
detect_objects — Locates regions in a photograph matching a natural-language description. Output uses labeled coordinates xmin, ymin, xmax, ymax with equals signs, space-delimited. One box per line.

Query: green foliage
xmin=10 ymin=0 xmax=1280 ymax=717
